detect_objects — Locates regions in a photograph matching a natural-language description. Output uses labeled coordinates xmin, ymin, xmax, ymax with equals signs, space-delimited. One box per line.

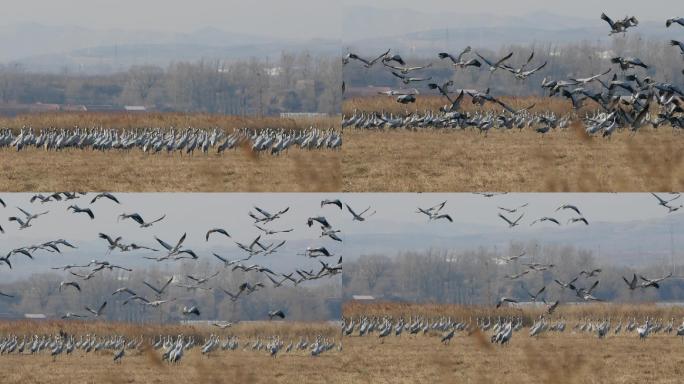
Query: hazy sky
xmin=343 ymin=0 xmax=681 ymax=21
xmin=0 ymin=193 xmax=351 ymax=279
xmin=4 ymin=0 xmax=341 ymax=39
xmin=4 ymin=1 xmax=680 ymax=41
xmin=0 ymin=193 xmax=677 ymax=244
xmin=0 ymin=192 xmax=678 ymax=246
xmin=0 ymin=193 xmax=680 ymax=279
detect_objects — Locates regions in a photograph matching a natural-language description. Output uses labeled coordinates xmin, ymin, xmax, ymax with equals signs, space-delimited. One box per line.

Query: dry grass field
xmin=3 ymin=306 xmax=683 ymax=384
xmin=342 ymin=326 xmax=684 ymax=384
xmin=343 ymin=95 xmax=571 ymax=116
xmin=342 ymin=301 xmax=684 ymax=323
xmin=0 ymin=113 xmax=334 ymax=132
xmin=340 ymin=302 xmax=684 ymax=384
xmin=342 ymin=97 xmax=684 ymax=192
xmin=341 ymin=128 xmax=684 ymax=192
xmin=0 ymin=320 xmax=344 ymax=384
xmin=0 ymin=113 xmax=341 ymax=192
xmin=0 ymin=147 xmax=340 ymax=192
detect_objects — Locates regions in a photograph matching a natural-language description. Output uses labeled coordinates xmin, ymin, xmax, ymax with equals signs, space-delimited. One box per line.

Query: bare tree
xmin=125 ymin=65 xmax=164 ymax=104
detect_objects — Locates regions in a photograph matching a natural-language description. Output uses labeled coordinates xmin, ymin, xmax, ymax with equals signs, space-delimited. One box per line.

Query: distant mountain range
xmin=3 ymin=9 xmax=680 ymax=74
xmin=0 ymin=23 xmax=339 ymax=73
xmin=343 ymin=7 xmax=680 ymax=54
xmin=1 ymin=212 xmax=681 ymax=280
xmin=341 ymin=213 xmax=684 ymax=268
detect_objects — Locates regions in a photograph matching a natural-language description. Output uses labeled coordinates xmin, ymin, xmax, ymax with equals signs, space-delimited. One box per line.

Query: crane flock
xmin=341 ymin=192 xmax=684 ymax=348
xmin=0 ymin=126 xmax=342 ymax=155
xmin=343 ymin=12 xmax=684 ymax=138
xmin=0 ymin=330 xmax=341 ymax=363
xmin=0 ymin=193 xmax=356 ymax=363
xmin=0 ymin=192 xmax=682 ymax=364
xmin=341 ymin=311 xmax=684 ymax=347
xmin=0 ymin=193 xmax=352 ymax=322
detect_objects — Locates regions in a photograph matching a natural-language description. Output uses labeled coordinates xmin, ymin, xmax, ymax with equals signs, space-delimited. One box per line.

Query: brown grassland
xmin=0 ymin=320 xmax=344 ymax=384
xmin=0 ymin=113 xmax=341 ymax=192
xmin=343 ymin=301 xmax=684 ymax=323
xmin=341 ymin=302 xmax=684 ymax=384
xmin=343 ymin=95 xmax=570 ymax=116
xmin=342 ymin=96 xmax=684 ymax=192
xmin=3 ymin=305 xmax=684 ymax=384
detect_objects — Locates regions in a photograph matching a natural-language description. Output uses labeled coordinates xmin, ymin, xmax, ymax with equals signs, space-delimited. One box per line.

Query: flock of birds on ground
xmin=341 ymin=311 xmax=684 ymax=347
xmin=343 ymin=13 xmax=684 ymax=137
xmin=0 ymin=191 xmax=682 ymax=361
xmin=0 ymin=192 xmax=364 ymax=363
xmin=343 ymin=191 xmax=684 ymax=347
xmin=0 ymin=331 xmax=341 ymax=363
xmin=0 ymin=192 xmax=358 ymax=361
xmin=0 ymin=126 xmax=342 ymax=154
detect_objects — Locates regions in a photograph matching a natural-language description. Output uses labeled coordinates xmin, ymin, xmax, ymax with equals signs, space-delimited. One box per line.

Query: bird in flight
xmin=496 ymin=297 xmax=518 ymax=308
xmin=530 ymin=217 xmax=561 ymax=226
xmin=254 ymin=225 xmax=293 ymax=235
xmin=84 ymin=301 xmax=107 ymax=317
xmin=249 ymin=206 xmax=290 ymax=224
xmin=345 ymin=204 xmax=376 ymax=221
xmin=268 ymin=309 xmax=286 ymax=320
xmin=498 ymin=203 xmax=528 ymax=214
xmin=475 ymin=51 xmax=514 ymax=73
xmin=90 ymin=192 xmax=120 ymax=205
xmin=437 ymin=46 xmax=482 ymax=69
xmin=321 ymin=199 xmax=343 ymax=210
xmin=67 ymin=205 xmax=95 ymax=220
xmin=118 ymin=212 xmax=166 ymax=228
xmin=666 ymin=17 xmax=684 ymax=28
xmin=391 ymin=71 xmax=432 ymax=85
xmin=416 ymin=201 xmax=452 ymax=222
xmin=498 ymin=212 xmax=524 ymax=228
xmin=206 ymin=228 xmax=231 ymax=241
xmin=601 ymin=13 xmax=639 ymax=35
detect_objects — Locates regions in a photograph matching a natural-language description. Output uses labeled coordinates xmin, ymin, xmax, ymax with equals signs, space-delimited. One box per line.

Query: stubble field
xmin=341 ymin=97 xmax=684 ymax=192
xmin=0 ymin=320 xmax=344 ymax=384
xmin=341 ymin=327 xmax=684 ymax=384
xmin=339 ymin=302 xmax=684 ymax=384
xmin=0 ymin=113 xmax=341 ymax=192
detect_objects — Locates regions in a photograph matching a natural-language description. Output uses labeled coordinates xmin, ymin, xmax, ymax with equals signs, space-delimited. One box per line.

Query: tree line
xmin=0 ymin=260 xmax=340 ymax=323
xmin=0 ymin=51 xmax=342 ymax=115
xmin=344 ymin=35 xmax=683 ymax=97
xmin=343 ymin=241 xmax=683 ymax=305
